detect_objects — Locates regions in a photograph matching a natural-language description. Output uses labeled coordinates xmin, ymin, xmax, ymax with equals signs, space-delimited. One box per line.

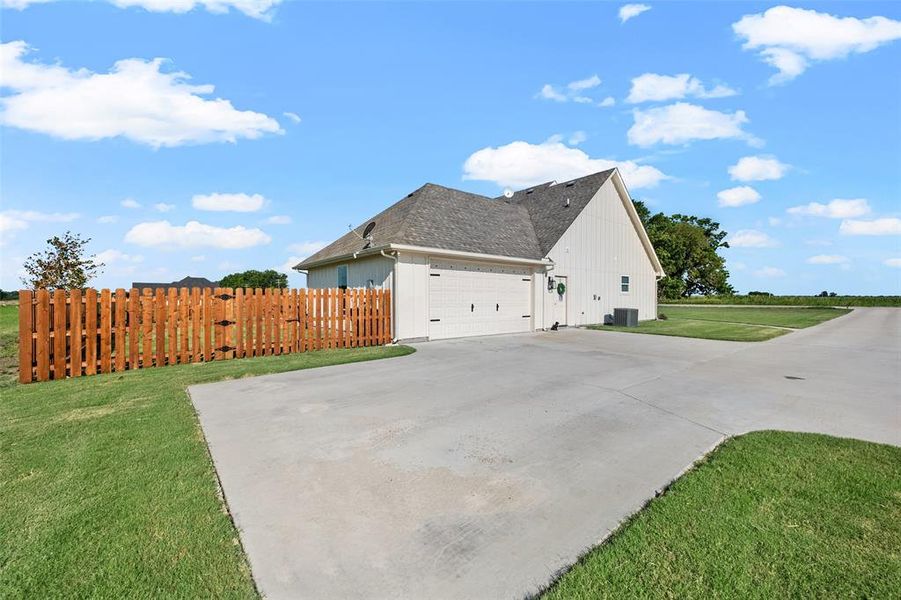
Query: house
xmin=131 ymin=276 xmax=220 ymax=291
xmin=294 ymin=168 xmax=664 ymax=342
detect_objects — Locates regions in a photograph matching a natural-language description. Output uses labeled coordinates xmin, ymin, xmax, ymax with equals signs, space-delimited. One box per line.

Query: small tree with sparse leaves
xmin=21 ymin=231 xmax=104 ymax=290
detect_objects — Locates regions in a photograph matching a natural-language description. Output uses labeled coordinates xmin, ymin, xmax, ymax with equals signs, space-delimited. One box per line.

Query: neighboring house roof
xmin=131 ymin=276 xmax=220 ymax=290
xmin=295 ymin=168 xmax=662 ymax=274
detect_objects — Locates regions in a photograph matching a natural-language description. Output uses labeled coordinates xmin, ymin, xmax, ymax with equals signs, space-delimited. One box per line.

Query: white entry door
xmin=551 ymin=275 xmax=568 ymax=326
xmin=428 ymin=259 xmax=532 ymax=340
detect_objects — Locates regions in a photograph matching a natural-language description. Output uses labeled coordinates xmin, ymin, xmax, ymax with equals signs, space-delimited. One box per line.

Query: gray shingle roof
xmin=296 ymin=169 xmax=616 ymax=268
xmin=131 ymin=276 xmax=220 ymax=290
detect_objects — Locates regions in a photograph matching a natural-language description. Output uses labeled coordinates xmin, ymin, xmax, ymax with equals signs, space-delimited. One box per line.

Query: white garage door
xmin=428 ymin=259 xmax=532 ymax=340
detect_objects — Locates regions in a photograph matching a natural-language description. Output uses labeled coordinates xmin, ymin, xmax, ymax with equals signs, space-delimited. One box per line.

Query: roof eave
xmin=295 ymin=243 xmax=553 ymax=271
xmin=293 ymin=244 xmax=391 ymax=271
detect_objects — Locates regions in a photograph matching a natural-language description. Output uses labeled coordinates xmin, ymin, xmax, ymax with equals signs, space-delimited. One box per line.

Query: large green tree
xmin=633 ymin=201 xmax=734 ymax=299
xmin=21 ymin=231 xmax=104 ymax=290
xmin=219 ymin=269 xmax=288 ymax=290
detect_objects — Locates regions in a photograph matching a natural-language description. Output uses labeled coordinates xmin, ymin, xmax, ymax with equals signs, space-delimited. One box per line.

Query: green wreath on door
xmin=556 ymin=281 xmax=566 ymax=295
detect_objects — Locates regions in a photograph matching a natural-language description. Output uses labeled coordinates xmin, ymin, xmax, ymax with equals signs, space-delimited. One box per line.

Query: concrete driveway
xmin=190 ymin=308 xmax=900 ymax=599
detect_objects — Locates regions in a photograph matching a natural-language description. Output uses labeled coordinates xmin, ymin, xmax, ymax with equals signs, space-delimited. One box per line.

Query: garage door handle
xmin=471 ymin=303 xmax=474 ymax=312
xmin=496 ymin=303 xmax=499 ymax=311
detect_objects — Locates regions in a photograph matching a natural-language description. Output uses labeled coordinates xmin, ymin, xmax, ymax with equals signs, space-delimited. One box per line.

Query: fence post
xmin=18 ymin=290 xmax=33 ymax=383
xmin=203 ymin=288 xmax=213 ymax=362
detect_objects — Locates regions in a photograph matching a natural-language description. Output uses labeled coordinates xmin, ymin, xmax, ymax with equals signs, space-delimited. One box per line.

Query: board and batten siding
xmin=540 ymin=178 xmax=658 ymax=326
xmin=306 ymin=255 xmax=394 ymax=290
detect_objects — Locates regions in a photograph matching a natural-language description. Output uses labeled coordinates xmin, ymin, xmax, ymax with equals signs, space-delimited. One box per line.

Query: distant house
xmin=295 ymin=169 xmax=664 ymax=342
xmin=131 ymin=276 xmax=220 ymax=291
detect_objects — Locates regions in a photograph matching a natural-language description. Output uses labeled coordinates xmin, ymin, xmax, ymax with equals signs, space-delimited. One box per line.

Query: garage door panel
xmin=429 ymin=259 xmax=532 ymax=340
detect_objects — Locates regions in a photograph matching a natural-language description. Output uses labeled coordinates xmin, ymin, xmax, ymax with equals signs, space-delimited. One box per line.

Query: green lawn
xmin=542 ymin=431 xmax=901 ymax=599
xmin=664 ymin=295 xmax=900 ymax=307
xmin=661 ymin=306 xmax=851 ymax=328
xmin=0 ymin=303 xmax=415 ymax=598
xmin=0 ymin=305 xmax=18 ymax=388
xmin=590 ymin=306 xmax=849 ymax=342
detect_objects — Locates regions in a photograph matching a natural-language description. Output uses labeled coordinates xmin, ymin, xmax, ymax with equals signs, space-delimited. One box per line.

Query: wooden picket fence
xmin=17 ymin=287 xmax=391 ymax=383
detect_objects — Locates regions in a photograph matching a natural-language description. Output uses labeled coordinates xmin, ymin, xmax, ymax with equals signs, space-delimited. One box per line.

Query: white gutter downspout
xmin=380 ymin=250 xmax=399 ymax=343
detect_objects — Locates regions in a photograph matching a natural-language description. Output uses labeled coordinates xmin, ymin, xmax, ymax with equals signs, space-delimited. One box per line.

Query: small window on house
xmin=621 ymin=276 xmax=630 ymax=293
xmin=337 ymin=265 xmax=348 ymax=289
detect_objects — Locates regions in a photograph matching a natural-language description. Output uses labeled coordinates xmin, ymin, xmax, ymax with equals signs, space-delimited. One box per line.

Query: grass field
xmin=590 ymin=306 xmax=849 ymax=342
xmin=542 ymin=432 xmax=901 ymax=599
xmin=665 ymin=295 xmax=900 ymax=307
xmin=0 ymin=304 xmax=415 ymax=598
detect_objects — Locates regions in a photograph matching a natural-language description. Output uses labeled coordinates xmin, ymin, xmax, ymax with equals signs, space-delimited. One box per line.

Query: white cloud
xmin=728 ymin=229 xmax=778 ymax=247
xmin=0 ymin=41 xmax=282 ymax=147
xmin=1 ymin=209 xmax=80 ymax=223
xmin=287 ymin=240 xmax=327 ymax=257
xmin=728 ymin=155 xmax=789 ymax=181
xmin=97 ymin=215 xmax=119 ymax=224
xmin=125 ymin=220 xmax=271 ymax=248
xmin=94 ymin=248 xmax=144 ymax=275
xmin=462 ymin=140 xmax=668 ymax=190
xmin=787 ymin=199 xmax=871 ymax=219
xmin=568 ymin=131 xmax=587 ymax=145
xmin=192 ymin=192 xmax=265 ymax=212
xmin=568 ymin=74 xmax=601 ymax=92
xmin=191 ymin=255 xmax=206 ymax=262
xmin=755 ymin=266 xmax=786 ymax=277
xmin=717 ymin=186 xmax=761 ymax=208
xmin=265 ymin=215 xmax=292 ymax=225
xmin=733 ymin=6 xmax=901 ymax=84
xmin=628 ymin=102 xmax=758 ymax=147
xmin=599 ymin=96 xmax=616 ymax=108
xmin=884 ymin=258 xmax=901 ymax=268
xmin=538 ymin=75 xmax=603 ymax=104
xmin=839 ymin=218 xmax=901 ymax=236
xmin=768 ymin=217 xmax=782 ymax=227
xmin=280 ymin=256 xmax=303 ymax=273
xmin=2 ymin=0 xmax=282 ymax=19
xmin=806 ymin=254 xmax=849 ymax=265
xmin=95 ymin=248 xmax=144 ymax=264
xmin=619 ymin=3 xmax=651 ymax=23
xmin=0 ymin=213 xmax=28 ymax=233
xmin=153 ymin=202 xmax=175 ymax=212
xmin=538 ymin=84 xmax=567 ymax=102
xmin=121 ymin=198 xmax=142 ymax=209
xmin=283 ymin=111 xmax=301 ymax=124
xmin=626 ymin=73 xmax=737 ymax=103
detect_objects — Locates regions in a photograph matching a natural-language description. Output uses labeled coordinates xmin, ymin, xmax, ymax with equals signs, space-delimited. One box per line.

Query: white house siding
xmin=306 ymin=255 xmax=393 ymax=290
xmin=394 ymin=252 xmax=429 ymax=340
xmin=541 ymin=179 xmax=657 ymax=327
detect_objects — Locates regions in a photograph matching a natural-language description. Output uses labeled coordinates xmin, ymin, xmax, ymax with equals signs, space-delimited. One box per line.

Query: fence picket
xmin=52 ymin=290 xmax=67 ymax=379
xmin=115 ymin=289 xmax=127 ymax=372
xmin=100 ymin=289 xmax=112 ymax=373
xmin=154 ymin=289 xmax=166 ymax=368
xmin=179 ymin=288 xmax=189 ymax=364
xmin=128 ymin=289 xmax=139 ymax=370
xmin=70 ymin=289 xmax=83 ymax=377
xmin=141 ymin=289 xmax=153 ymax=368
xmin=85 ymin=289 xmax=97 ymax=376
xmin=18 ymin=290 xmax=33 ymax=383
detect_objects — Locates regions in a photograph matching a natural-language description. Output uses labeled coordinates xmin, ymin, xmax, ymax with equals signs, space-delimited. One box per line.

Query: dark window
xmin=337 ymin=265 xmax=348 ymax=289
xmin=621 ymin=275 xmax=630 ymax=293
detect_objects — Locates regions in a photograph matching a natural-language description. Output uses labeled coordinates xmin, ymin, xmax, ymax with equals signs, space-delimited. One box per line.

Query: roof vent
xmin=565 ymin=182 xmax=575 ymax=188
xmin=526 ymin=189 xmax=534 ymax=195
xmin=503 ymin=189 xmax=514 ymax=199
xmin=564 ymin=198 xmax=571 ymax=207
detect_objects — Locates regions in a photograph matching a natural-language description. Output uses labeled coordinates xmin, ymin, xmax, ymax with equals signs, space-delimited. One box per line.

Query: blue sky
xmin=1 ymin=1 xmax=899 ymax=294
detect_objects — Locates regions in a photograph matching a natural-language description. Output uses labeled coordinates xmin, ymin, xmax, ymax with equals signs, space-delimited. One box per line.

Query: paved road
xmin=190 ymin=308 xmax=900 ymax=599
